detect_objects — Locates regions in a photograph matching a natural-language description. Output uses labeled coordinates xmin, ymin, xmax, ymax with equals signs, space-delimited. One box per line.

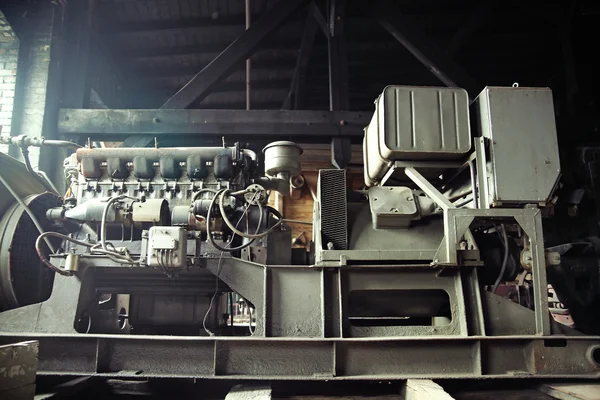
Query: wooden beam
xmin=132 ymin=60 xmax=296 ymax=79
xmin=116 ymin=42 xmax=294 ymax=59
xmin=372 ymin=0 xmax=479 ymax=98
xmin=328 ymin=0 xmax=352 ymax=169
xmin=57 ymin=109 xmax=372 ymax=138
xmin=160 ymin=0 xmax=310 ymax=109
xmin=98 ymin=14 xmax=261 ymax=35
xmin=282 ymin=4 xmax=319 ymax=110
xmin=327 ymin=0 xmax=349 ymax=111
xmin=310 ymin=2 xmax=328 ymax=37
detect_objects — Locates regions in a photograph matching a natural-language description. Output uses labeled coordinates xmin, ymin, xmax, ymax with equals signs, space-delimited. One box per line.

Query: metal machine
xmin=0 ymin=86 xmax=598 ymax=380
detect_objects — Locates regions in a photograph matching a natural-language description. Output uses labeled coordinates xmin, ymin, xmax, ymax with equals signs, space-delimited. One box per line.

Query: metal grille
xmin=318 ymin=169 xmax=348 ymax=250
xmin=7 ymin=193 xmax=62 ymax=308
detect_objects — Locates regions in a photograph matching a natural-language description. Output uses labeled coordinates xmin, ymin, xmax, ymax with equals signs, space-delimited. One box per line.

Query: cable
xmin=219 ymin=189 xmax=283 ymax=239
xmin=0 ymin=172 xmax=56 ymax=253
xmin=202 ymin=199 xmax=257 ymax=335
xmin=97 ymin=195 xmax=143 ymax=264
xmin=282 ymin=219 xmax=312 ymax=225
xmin=248 ymin=304 xmax=254 ymax=335
xmin=192 ymin=188 xmax=219 ymax=201
xmin=206 ymin=189 xmax=260 ymax=252
xmin=90 ymin=244 xmax=137 ymax=264
xmin=100 ymin=195 xmax=138 ymax=252
xmin=229 ymin=292 xmax=234 ymax=333
xmin=35 ymin=232 xmax=87 ymax=276
xmin=202 ymin=250 xmax=224 ymax=336
xmin=491 ymin=224 xmax=509 ymax=294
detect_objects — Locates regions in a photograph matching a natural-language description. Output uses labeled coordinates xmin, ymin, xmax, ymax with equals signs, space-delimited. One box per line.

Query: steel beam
xmin=160 ymin=0 xmax=310 ymax=109
xmin=0 ymin=333 xmax=599 ymax=379
xmin=0 ymin=341 xmax=38 ymax=399
xmin=57 ymin=109 xmax=371 ymax=138
xmin=372 ymin=0 xmax=479 ymax=98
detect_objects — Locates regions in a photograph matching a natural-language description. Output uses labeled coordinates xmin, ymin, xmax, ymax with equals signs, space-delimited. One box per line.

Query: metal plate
xmin=474 ymin=87 xmax=560 ymax=205
xmin=364 ymin=86 xmax=471 ymax=185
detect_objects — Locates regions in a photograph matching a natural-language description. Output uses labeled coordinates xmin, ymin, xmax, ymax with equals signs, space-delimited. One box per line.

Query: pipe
xmin=0 ymin=135 xmax=81 ymax=150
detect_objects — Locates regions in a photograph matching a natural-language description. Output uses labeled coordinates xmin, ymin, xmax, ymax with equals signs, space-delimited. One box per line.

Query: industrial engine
xmin=0 ymin=85 xmax=599 ymax=379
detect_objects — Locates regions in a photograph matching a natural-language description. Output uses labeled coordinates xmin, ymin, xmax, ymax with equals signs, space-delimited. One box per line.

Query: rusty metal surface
xmin=0 ymin=334 xmax=598 ymax=380
xmin=0 ymin=340 xmax=38 ymax=395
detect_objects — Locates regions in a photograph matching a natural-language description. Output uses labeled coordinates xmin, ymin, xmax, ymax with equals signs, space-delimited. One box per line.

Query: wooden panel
xmin=268 ymin=144 xmax=365 ymax=247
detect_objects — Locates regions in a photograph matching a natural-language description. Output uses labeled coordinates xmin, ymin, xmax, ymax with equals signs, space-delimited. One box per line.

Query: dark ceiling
xmin=89 ymin=0 xmax=598 ymax=114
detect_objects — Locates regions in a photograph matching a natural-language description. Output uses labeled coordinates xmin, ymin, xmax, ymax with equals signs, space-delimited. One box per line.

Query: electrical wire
xmin=0 ymin=172 xmax=56 ymax=253
xmin=35 ymin=232 xmax=95 ymax=276
xmin=229 ymin=292 xmax=234 ymax=333
xmin=100 ymin=195 xmax=138 ymax=252
xmin=97 ymin=195 xmax=143 ymax=264
xmin=491 ymin=224 xmax=510 ymax=294
xmin=202 ymin=250 xmax=224 ymax=336
xmin=90 ymin=244 xmax=137 ymax=264
xmin=218 ymin=189 xmax=283 ymax=239
xmin=202 ymin=201 xmax=256 ymax=336
xmin=192 ymin=188 xmax=219 ymax=201
xmin=206 ymin=189 xmax=260 ymax=252
xmin=282 ymin=219 xmax=312 ymax=225
xmin=248 ymin=304 xmax=254 ymax=335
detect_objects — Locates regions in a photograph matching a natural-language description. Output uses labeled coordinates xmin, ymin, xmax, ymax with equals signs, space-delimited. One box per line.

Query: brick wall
xmin=0 ymin=10 xmax=18 ymax=154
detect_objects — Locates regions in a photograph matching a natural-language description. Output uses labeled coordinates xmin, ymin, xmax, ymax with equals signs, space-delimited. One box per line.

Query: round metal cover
xmin=0 ymin=192 xmax=62 ymax=311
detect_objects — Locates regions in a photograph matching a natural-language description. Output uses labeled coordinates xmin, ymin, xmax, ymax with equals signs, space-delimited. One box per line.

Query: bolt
xmin=390 ymin=208 xmax=399 ymax=213
xmin=327 ymin=242 xmax=335 ymax=250
xmin=153 ymin=117 xmax=161 ymax=123
xmin=544 ymin=160 xmax=551 ymax=165
xmin=373 ymin=197 xmax=378 ymax=201
xmin=407 ymin=196 xmax=413 ymax=202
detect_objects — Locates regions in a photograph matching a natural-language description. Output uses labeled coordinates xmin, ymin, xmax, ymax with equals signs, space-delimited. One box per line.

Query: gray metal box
xmin=364 ymin=86 xmax=471 ymax=186
xmin=146 ymin=226 xmax=187 ymax=268
xmin=475 ymin=87 xmax=560 ymax=205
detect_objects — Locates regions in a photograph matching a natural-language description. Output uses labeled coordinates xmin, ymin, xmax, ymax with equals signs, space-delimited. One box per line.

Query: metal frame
xmin=0 ymin=333 xmax=599 ymax=379
xmin=1 ymin=255 xmax=599 ymax=379
xmin=57 ymin=109 xmax=371 ymax=139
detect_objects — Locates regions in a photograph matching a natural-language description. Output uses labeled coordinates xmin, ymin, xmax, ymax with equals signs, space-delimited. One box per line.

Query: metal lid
xmin=262 ymin=141 xmax=303 ymax=154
